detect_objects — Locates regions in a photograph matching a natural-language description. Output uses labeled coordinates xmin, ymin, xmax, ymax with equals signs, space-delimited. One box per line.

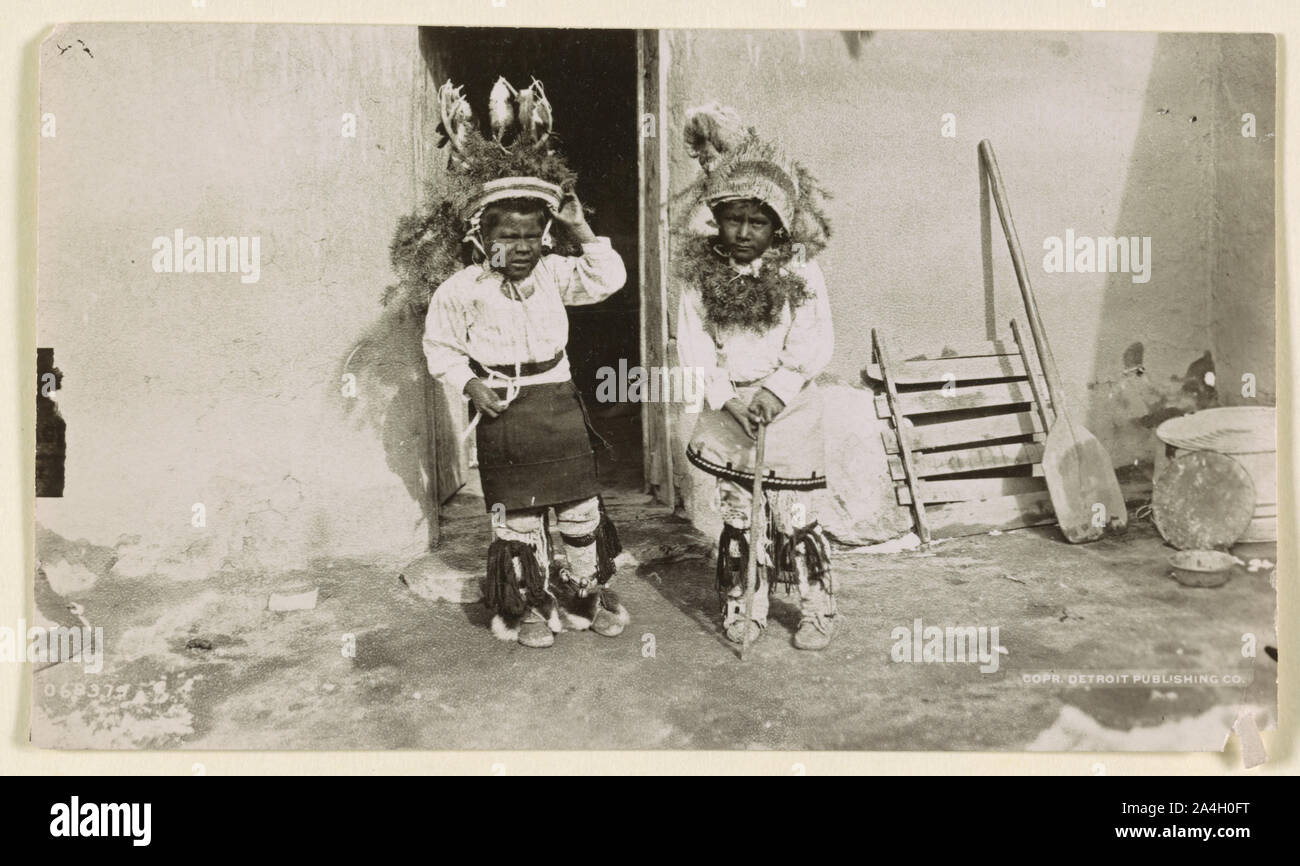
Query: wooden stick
xmin=1010 ymin=318 xmax=1054 ymax=429
xmin=740 ymin=422 xmax=767 ymax=661
xmin=978 ymin=140 xmax=1070 ymax=421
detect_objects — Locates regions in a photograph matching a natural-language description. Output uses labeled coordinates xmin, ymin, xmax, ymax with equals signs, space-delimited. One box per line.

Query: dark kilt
xmin=476 ymin=379 xmax=600 ymax=512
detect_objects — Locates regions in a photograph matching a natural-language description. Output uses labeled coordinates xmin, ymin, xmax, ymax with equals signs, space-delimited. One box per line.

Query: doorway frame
xmin=637 ymin=29 xmax=676 ymax=509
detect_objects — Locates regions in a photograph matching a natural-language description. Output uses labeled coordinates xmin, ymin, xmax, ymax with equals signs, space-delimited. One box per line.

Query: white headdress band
xmin=461 ymin=178 xmax=563 ymax=259
xmin=461 ymin=176 xmax=564 ymax=222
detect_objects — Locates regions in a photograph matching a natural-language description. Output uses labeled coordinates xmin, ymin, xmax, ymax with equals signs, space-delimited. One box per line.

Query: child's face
xmin=483 ymin=208 xmax=547 ymax=281
xmin=715 ymin=199 xmax=775 ymax=264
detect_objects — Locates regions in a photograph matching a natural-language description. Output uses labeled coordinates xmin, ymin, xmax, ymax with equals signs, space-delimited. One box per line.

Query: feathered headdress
xmin=677 ymin=103 xmax=831 ymax=260
xmin=436 ymin=76 xmax=576 ymax=221
xmin=673 ymin=104 xmax=833 ymax=332
xmin=384 ymin=76 xmax=579 ymax=314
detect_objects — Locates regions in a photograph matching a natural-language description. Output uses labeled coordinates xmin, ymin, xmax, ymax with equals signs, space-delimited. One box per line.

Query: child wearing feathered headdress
xmin=674 ymin=103 xmax=840 ymax=651
xmin=417 ymin=78 xmax=629 ymax=649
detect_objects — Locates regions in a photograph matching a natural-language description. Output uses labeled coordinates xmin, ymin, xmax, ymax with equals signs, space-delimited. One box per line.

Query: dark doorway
xmin=418 ymin=27 xmax=643 ymax=489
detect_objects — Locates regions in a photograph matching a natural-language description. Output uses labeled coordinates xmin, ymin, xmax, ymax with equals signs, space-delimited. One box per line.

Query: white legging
xmin=717 ymin=481 xmax=833 ymax=627
xmin=492 ymin=495 xmax=604 ymax=598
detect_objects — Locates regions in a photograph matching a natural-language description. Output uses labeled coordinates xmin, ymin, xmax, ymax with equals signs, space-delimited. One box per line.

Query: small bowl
xmin=1168 ymin=550 xmax=1237 ymax=588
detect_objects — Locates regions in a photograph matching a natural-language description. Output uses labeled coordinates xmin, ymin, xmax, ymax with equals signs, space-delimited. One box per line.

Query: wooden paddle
xmin=740 ymin=422 xmax=768 ymax=661
xmin=979 ymin=140 xmax=1127 ymax=542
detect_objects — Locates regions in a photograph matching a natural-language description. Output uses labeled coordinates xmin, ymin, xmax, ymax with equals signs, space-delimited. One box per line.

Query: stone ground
xmin=31 ymin=470 xmax=1277 ymax=753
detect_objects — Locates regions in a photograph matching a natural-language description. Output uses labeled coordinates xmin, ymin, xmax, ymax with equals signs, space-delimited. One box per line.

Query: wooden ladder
xmin=865 ymin=319 xmax=1059 ymax=542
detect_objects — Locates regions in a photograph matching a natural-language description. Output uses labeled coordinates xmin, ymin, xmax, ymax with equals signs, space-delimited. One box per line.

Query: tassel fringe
xmin=715 ymin=524 xmax=749 ymax=593
xmin=484 ymin=539 xmax=552 ymax=618
xmin=771 ymin=519 xmax=833 ymax=588
xmin=593 ymin=497 xmax=622 ymax=584
xmin=717 ymin=519 xmax=832 ymax=592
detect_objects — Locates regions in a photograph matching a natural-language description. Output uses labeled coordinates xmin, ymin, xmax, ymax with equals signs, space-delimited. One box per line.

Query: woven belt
xmin=469 ymin=351 xmax=563 ymax=379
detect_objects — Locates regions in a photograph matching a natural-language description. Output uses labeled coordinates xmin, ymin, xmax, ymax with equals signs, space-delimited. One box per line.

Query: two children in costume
xmin=416 ymin=84 xmax=837 ymax=652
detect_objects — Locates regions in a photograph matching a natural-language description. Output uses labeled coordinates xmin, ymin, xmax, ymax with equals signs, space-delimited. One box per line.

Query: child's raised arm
xmin=545 ymin=192 xmax=627 ymax=305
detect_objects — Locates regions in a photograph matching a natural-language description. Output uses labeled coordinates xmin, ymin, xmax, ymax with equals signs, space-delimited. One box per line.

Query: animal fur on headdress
xmin=383 ymin=77 xmax=581 ymax=315
xmin=683 ymin=102 xmax=751 ymax=173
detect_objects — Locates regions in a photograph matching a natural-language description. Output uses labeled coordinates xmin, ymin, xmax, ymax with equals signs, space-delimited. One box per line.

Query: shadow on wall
xmin=971 ymin=34 xmax=1237 ymax=472
xmin=330 ymin=29 xmax=452 ymax=552
xmin=968 ymin=34 xmax=1276 ymax=472
xmin=1088 ymin=33 xmax=1275 ymax=464
xmin=340 ymin=301 xmax=437 ymax=544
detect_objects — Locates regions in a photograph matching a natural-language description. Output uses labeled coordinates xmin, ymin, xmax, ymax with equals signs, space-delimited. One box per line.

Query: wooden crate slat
xmin=902 ymin=338 xmax=1018 ymax=360
xmin=1010 ymin=318 xmax=1056 ymax=427
xmin=921 ymin=480 xmax=1151 ymax=537
xmin=888 ymin=451 xmax=1046 ymax=481
xmin=874 ymin=329 xmax=931 ymax=543
xmin=913 ymin=442 xmax=1045 ymax=476
xmin=863 ymin=355 xmax=1027 ymax=385
xmin=882 ymin=411 xmax=1046 ymax=453
xmin=872 ymin=323 xmax=1063 ymax=545
xmin=873 ymin=381 xmax=1035 ymax=417
xmin=925 ymin=490 xmax=1057 ymax=538
xmin=896 ymin=475 xmax=1049 ymax=505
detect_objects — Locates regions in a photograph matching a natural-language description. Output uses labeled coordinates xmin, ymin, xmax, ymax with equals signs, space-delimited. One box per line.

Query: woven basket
xmin=1155 ymin=406 xmax=1277 ymax=543
xmin=1155 ymin=406 xmax=1275 ymax=453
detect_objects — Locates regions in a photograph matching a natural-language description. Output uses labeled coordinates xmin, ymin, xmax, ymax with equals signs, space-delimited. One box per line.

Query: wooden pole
xmin=740 ymin=422 xmax=767 ymax=661
xmin=978 ymin=139 xmax=1070 ymax=420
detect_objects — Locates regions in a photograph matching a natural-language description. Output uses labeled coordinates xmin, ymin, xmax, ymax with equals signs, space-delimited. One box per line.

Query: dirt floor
xmin=31 ymin=474 xmax=1277 ymax=752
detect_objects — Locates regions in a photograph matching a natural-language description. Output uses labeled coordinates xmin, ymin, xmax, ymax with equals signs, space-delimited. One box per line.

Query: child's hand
xmin=723 ymin=397 xmax=756 ymax=439
xmin=550 ymin=192 xmax=597 ymax=244
xmin=749 ymin=388 xmax=785 ymax=424
xmin=465 ymin=379 xmax=508 ymax=418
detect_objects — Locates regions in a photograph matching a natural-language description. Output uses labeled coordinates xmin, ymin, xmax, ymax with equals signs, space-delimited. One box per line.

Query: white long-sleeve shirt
xmin=422 ymin=238 xmax=626 ymax=394
xmin=675 ymin=258 xmax=834 ymax=410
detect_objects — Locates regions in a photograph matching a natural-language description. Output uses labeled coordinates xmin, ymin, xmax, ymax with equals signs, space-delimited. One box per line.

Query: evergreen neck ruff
xmin=686 ymin=236 xmax=813 ymax=332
